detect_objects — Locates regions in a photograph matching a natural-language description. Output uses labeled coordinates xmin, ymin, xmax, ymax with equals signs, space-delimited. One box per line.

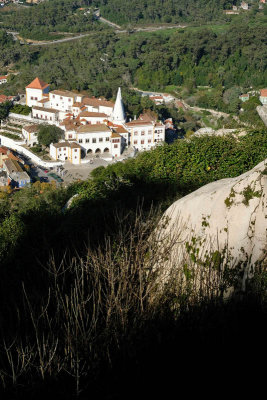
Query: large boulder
xmin=156 ymin=159 xmax=267 ymax=292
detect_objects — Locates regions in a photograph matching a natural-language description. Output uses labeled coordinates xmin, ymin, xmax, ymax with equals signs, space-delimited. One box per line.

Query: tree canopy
xmin=37 ymin=125 xmax=64 ymax=147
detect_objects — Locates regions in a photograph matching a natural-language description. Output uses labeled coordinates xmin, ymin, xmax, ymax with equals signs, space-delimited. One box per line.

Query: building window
xmin=68 ymin=98 xmax=71 ymax=102
xmin=79 ymin=139 xmax=82 ymax=143
xmin=53 ymin=95 xmax=55 ymax=98
xmin=63 ymin=148 xmax=66 ymax=151
xmin=113 ymin=139 xmax=120 ymax=143
xmin=69 ymin=135 xmax=72 ymax=139
xmin=134 ymin=131 xmax=138 ymax=136
xmin=30 ymin=97 xmax=33 ymax=100
xmin=114 ymin=144 xmax=118 ymax=148
xmin=99 ymin=138 xmax=103 ymax=142
xmin=74 ymin=149 xmax=77 ymax=152
xmin=148 ymin=139 xmax=152 ymax=143
xmin=86 ymin=139 xmax=89 ymax=143
xmin=141 ymin=140 xmax=144 ymax=144
xmin=134 ymin=140 xmax=137 ymax=145
xmin=148 ymin=130 xmax=152 ymax=135
xmin=93 ymin=138 xmax=96 ymax=143
xmin=106 ymin=137 xmax=109 ymax=141
xmin=141 ymin=131 xmax=145 ymax=136
xmin=60 ymin=97 xmax=63 ymax=100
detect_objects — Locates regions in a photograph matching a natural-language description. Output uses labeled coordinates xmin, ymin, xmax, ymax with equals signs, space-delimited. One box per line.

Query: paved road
xmin=7 ymin=19 xmax=186 ymax=46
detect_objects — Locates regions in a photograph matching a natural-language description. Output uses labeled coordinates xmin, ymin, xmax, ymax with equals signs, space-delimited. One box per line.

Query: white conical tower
xmin=112 ymin=87 xmax=126 ymax=124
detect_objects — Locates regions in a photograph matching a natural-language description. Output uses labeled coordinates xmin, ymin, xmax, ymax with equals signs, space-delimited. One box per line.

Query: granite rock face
xmin=157 ymin=160 xmax=267 ymax=291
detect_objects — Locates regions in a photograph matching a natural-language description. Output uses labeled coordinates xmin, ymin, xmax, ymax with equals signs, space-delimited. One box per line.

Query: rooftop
xmin=32 ymin=106 xmax=58 ymax=114
xmin=77 ymin=124 xmax=111 ymax=134
xmin=26 ymin=77 xmax=50 ymax=90
xmin=50 ymin=90 xmax=77 ymax=98
xmin=53 ymin=141 xmax=81 ymax=149
xmin=260 ymin=89 xmax=267 ymax=97
xmin=23 ymin=124 xmax=40 ymax=133
xmin=82 ymin=97 xmax=114 ymax=108
xmin=79 ymin=111 xmax=108 ymax=118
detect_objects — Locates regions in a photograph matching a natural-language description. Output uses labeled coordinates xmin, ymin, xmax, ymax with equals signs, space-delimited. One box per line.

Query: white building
xmin=50 ymin=141 xmax=81 ymax=165
xmin=22 ymin=124 xmax=39 ymax=147
xmin=0 ymin=75 xmax=8 ymax=85
xmin=32 ymin=106 xmax=59 ymax=124
xmin=79 ymin=111 xmax=108 ymax=125
xmin=125 ymin=113 xmax=165 ymax=152
xmin=259 ymin=89 xmax=267 ymax=105
xmin=82 ymin=97 xmax=114 ymax=116
xmin=26 ymin=77 xmax=50 ymax=108
xmin=75 ymin=124 xmax=113 ymax=155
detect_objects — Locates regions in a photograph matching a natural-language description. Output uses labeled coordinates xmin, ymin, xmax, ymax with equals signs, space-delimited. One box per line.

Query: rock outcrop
xmin=157 ymin=160 xmax=267 ymax=292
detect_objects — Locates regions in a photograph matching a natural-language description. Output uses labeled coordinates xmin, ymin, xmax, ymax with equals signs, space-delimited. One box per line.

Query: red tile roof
xmin=26 ymin=77 xmax=49 ymax=90
xmin=260 ymin=89 xmax=267 ymax=97
xmin=79 ymin=111 xmax=108 ymax=118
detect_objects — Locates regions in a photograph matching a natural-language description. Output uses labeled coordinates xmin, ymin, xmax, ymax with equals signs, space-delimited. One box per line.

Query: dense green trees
xmin=93 ymin=0 xmax=254 ymax=24
xmin=1 ymin=21 xmax=266 ymax=105
xmin=37 ymin=125 xmax=64 ymax=147
xmin=0 ymin=0 xmax=105 ymax=40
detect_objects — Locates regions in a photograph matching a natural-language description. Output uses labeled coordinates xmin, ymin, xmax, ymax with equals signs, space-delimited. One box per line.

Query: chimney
xmin=134 ymin=115 xmax=136 ymax=120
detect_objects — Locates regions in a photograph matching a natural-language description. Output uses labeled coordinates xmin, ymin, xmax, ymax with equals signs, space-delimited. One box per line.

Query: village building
xmin=259 ymin=89 xmax=267 ymax=105
xmin=26 ymin=77 xmax=50 ymax=108
xmin=50 ymin=141 xmax=82 ymax=165
xmin=22 ymin=125 xmax=40 ymax=147
xmin=239 ymin=94 xmax=250 ymax=102
xmin=0 ymin=75 xmax=8 ymax=85
xmin=32 ymin=106 xmax=59 ymax=123
xmin=24 ymin=78 xmax=166 ymax=163
xmin=3 ymin=158 xmax=30 ymax=188
xmin=149 ymin=95 xmax=164 ymax=105
xmin=240 ymin=1 xmax=249 ymax=10
xmin=0 ymin=146 xmax=19 ymax=168
xmin=78 ymin=111 xmax=108 ymax=125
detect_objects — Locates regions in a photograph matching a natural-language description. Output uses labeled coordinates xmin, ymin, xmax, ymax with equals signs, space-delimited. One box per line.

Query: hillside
xmin=94 ymin=0 xmax=262 ymax=24
xmin=0 ymin=130 xmax=266 ymax=398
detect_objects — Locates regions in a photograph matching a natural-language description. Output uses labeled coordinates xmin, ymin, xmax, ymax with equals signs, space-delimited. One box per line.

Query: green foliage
xmin=0 ymin=101 xmax=12 ymax=120
xmin=0 ymin=0 xmax=103 ymax=36
xmin=239 ymin=96 xmax=264 ymax=128
xmin=242 ymin=185 xmax=262 ymax=206
xmin=37 ymin=125 xmax=64 ymax=147
xmin=0 ymin=214 xmax=25 ymax=261
xmin=10 ymin=104 xmax=31 ymax=115
xmin=0 ymin=131 xmax=21 ymax=140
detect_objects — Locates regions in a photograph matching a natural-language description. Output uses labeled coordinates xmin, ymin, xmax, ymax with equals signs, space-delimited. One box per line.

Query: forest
xmin=92 ymin=0 xmax=261 ymax=24
xmin=0 ymin=15 xmax=266 ymax=113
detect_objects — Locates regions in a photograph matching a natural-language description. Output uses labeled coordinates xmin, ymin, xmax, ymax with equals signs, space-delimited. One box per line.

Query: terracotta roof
xmin=82 ymin=97 xmax=114 ymax=108
xmin=150 ymin=95 xmax=163 ymax=100
xmin=4 ymin=158 xmax=23 ymax=173
xmin=73 ymin=102 xmax=83 ymax=107
xmin=139 ymin=110 xmax=158 ymax=122
xmin=260 ymin=89 xmax=267 ymax=97
xmin=38 ymin=98 xmax=50 ymax=104
xmin=240 ymin=94 xmax=249 ymax=97
xmin=26 ymin=77 xmax=49 ymax=90
xmin=32 ymin=106 xmax=58 ymax=114
xmin=125 ymin=120 xmax=153 ymax=127
xmin=0 ymin=75 xmax=8 ymax=80
xmin=23 ymin=124 xmax=40 ymax=133
xmin=114 ymin=126 xmax=128 ymax=134
xmin=50 ymin=90 xmax=76 ymax=98
xmin=53 ymin=141 xmax=81 ymax=149
xmin=79 ymin=111 xmax=108 ymax=118
xmin=111 ymin=132 xmax=121 ymax=139
xmin=77 ymin=124 xmax=111 ymax=133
